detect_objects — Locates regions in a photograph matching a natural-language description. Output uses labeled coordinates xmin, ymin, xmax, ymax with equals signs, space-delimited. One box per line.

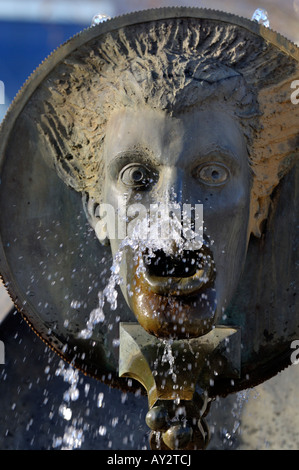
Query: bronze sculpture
xmin=0 ymin=8 xmax=299 ymax=449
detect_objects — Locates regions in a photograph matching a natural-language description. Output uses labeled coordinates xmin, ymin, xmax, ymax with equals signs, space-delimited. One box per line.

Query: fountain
xmin=0 ymin=8 xmax=299 ymax=450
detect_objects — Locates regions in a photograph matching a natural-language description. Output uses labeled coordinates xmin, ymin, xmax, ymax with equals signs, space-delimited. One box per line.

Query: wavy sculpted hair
xmin=29 ymin=17 xmax=299 ymax=237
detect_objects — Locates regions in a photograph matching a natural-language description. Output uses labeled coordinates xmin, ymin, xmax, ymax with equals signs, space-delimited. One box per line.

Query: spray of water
xmin=78 ymin=193 xmax=204 ymax=340
xmin=54 ymin=192 xmax=206 ymax=448
xmin=251 ymin=8 xmax=270 ymax=27
xmin=52 ymin=360 xmax=83 ymax=450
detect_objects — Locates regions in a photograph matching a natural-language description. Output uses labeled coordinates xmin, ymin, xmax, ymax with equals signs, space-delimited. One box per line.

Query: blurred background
xmin=0 ymin=0 xmax=299 ymax=451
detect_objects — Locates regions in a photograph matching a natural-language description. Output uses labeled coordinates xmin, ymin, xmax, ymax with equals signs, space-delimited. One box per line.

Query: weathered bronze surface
xmin=119 ymin=322 xmax=240 ymax=449
xmin=0 ymin=8 xmax=299 ymax=399
xmin=119 ymin=323 xmax=241 ymax=407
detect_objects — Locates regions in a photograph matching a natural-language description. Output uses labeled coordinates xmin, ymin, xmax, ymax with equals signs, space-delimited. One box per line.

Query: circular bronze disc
xmin=0 ymin=7 xmax=299 ymax=396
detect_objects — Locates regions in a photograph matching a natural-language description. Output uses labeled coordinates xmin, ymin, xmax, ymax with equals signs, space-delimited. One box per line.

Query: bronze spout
xmin=119 ymin=322 xmax=241 ymax=449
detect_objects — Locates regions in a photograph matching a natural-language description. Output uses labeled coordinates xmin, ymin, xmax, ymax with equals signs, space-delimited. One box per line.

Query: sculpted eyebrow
xmin=191 ymin=146 xmax=241 ymax=166
xmin=108 ymin=150 xmax=160 ymax=171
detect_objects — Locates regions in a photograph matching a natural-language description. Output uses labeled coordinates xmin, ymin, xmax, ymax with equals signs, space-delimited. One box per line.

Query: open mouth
xmin=141 ymin=247 xmax=215 ymax=296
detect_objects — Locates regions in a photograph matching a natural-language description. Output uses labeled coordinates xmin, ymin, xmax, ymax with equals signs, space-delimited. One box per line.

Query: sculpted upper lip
xmin=141 ymin=247 xmax=215 ymax=296
xmin=142 ymin=268 xmax=209 ymax=295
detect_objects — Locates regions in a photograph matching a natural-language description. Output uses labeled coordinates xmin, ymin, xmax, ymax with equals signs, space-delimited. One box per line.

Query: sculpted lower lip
xmin=142 ymin=267 xmax=212 ymax=296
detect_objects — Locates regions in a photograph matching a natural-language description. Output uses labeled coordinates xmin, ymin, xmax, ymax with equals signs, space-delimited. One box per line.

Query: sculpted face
xmin=98 ymin=105 xmax=252 ymax=339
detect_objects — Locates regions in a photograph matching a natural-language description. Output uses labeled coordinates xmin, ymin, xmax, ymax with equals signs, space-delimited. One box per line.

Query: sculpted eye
xmin=119 ymin=163 xmax=157 ymax=189
xmin=194 ymin=163 xmax=229 ymax=186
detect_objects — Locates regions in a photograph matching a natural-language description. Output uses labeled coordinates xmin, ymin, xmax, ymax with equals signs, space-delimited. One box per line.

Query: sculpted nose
xmin=152 ymin=167 xmax=201 ymax=254
xmin=159 ymin=167 xmax=187 ymax=204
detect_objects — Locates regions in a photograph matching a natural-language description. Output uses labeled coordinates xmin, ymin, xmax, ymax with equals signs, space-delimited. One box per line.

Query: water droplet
xmin=98 ymin=425 xmax=107 ymax=436
xmin=52 ymin=436 xmax=63 ymax=448
xmin=59 ymin=404 xmax=72 ymax=421
xmin=97 ymin=392 xmax=105 ymax=408
xmin=111 ymin=417 xmax=119 ymax=428
xmin=62 ymin=425 xmax=84 ymax=449
xmin=91 ymin=13 xmax=111 ymax=26
xmin=251 ymin=8 xmax=270 ymax=27
xmin=70 ymin=300 xmax=81 ymax=309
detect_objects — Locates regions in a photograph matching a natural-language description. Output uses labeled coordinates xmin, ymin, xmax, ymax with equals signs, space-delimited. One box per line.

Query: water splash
xmin=58 ymin=425 xmax=84 ymax=450
xmin=220 ymin=390 xmax=250 ymax=448
xmin=97 ymin=392 xmax=105 ymax=408
xmin=78 ymin=292 xmax=105 ymax=339
xmin=91 ymin=13 xmax=111 ymax=26
xmin=74 ymin=192 xmax=209 ymax=423
xmin=161 ymin=339 xmax=177 ymax=384
xmin=78 ymin=191 xmax=205 ymax=340
xmin=251 ymin=8 xmax=270 ymax=27
xmin=77 ymin=238 xmax=132 ymax=339
xmin=52 ymin=361 xmax=83 ymax=450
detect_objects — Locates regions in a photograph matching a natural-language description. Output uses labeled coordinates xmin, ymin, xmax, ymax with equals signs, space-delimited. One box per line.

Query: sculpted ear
xmin=82 ymin=193 xmax=110 ymax=246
